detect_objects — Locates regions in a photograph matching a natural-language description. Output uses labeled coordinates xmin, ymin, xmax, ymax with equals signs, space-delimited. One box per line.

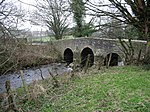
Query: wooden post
xmin=107 ymin=53 xmax=112 ymax=68
xmin=20 ymin=70 xmax=30 ymax=100
xmin=98 ymin=57 xmax=104 ymax=70
xmin=84 ymin=54 xmax=90 ymax=73
xmin=5 ymin=80 xmax=19 ymax=112
xmin=48 ymin=69 xmax=59 ymax=88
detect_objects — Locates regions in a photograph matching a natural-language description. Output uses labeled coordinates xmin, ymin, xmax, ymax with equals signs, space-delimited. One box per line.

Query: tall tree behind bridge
xmin=70 ymin=0 xmax=85 ymax=37
xmin=33 ymin=0 xmax=70 ymax=40
xmin=86 ymin=0 xmax=150 ymax=62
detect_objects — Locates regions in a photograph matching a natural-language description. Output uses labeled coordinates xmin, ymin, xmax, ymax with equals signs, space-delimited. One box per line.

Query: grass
xmin=28 ymin=36 xmax=54 ymax=42
xmin=0 ymin=66 xmax=150 ymax=112
xmin=28 ymin=35 xmax=74 ymax=42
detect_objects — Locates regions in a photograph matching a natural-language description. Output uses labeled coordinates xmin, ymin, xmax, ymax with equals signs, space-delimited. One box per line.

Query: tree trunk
xmin=143 ymin=21 xmax=150 ymax=64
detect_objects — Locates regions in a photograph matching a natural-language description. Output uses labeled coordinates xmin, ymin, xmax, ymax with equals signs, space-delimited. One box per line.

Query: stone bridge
xmin=51 ymin=37 xmax=146 ymax=66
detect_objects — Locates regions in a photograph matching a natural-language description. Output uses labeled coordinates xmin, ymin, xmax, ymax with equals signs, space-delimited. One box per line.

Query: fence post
xmin=5 ymin=80 xmax=19 ymax=112
xmin=20 ymin=70 xmax=30 ymax=100
xmin=84 ymin=54 xmax=90 ymax=73
xmin=107 ymin=53 xmax=112 ymax=68
xmin=48 ymin=69 xmax=59 ymax=88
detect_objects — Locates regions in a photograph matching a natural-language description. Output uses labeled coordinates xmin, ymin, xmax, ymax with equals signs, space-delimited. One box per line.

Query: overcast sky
xmin=16 ymin=0 xmax=112 ymax=31
xmin=15 ymin=0 xmax=46 ymax=31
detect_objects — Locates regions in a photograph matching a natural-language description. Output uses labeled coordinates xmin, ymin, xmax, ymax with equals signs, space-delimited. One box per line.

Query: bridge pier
xmin=94 ymin=56 xmax=104 ymax=67
xmin=73 ymin=51 xmax=80 ymax=65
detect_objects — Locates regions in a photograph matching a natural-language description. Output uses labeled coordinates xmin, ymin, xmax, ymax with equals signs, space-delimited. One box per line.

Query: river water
xmin=0 ymin=63 xmax=73 ymax=93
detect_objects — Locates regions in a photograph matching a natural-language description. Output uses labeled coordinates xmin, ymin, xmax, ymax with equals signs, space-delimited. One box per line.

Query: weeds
xmin=1 ymin=81 xmax=19 ymax=112
xmin=0 ymin=66 xmax=150 ymax=112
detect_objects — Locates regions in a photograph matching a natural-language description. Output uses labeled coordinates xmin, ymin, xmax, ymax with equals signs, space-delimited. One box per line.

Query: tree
xmin=87 ymin=0 xmax=150 ymax=39
xmin=98 ymin=17 xmax=139 ymax=39
xmin=70 ymin=0 xmax=85 ymax=37
xmin=33 ymin=0 xmax=70 ymax=40
xmin=102 ymin=18 xmax=125 ymax=39
xmin=86 ymin=0 xmax=150 ymax=62
xmin=0 ymin=0 xmax=22 ymax=38
xmin=0 ymin=0 xmax=25 ymax=74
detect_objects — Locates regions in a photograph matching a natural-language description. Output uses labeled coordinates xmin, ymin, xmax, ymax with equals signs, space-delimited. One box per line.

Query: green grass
xmin=0 ymin=66 xmax=150 ymax=112
xmin=28 ymin=35 xmax=74 ymax=42
xmin=28 ymin=36 xmax=54 ymax=42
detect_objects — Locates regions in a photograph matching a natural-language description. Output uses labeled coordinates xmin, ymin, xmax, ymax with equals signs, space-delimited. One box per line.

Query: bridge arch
xmin=104 ymin=53 xmax=123 ymax=66
xmin=64 ymin=48 xmax=73 ymax=64
xmin=80 ymin=47 xmax=94 ymax=67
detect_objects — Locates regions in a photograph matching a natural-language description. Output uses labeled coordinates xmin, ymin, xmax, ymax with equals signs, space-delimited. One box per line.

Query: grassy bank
xmin=0 ymin=66 xmax=150 ymax=112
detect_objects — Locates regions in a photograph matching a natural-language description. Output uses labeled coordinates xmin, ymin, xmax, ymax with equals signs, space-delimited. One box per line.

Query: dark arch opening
xmin=64 ymin=48 xmax=73 ymax=64
xmin=104 ymin=53 xmax=122 ymax=66
xmin=81 ymin=47 xmax=94 ymax=67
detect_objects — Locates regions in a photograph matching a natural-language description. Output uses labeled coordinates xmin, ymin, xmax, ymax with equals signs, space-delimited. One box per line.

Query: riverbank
xmin=0 ymin=63 xmax=72 ymax=93
xmin=0 ymin=42 xmax=61 ymax=75
xmin=0 ymin=65 xmax=150 ymax=112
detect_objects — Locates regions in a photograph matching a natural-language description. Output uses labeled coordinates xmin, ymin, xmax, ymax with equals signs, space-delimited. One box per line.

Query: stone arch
xmin=104 ymin=53 xmax=123 ymax=66
xmin=80 ymin=47 xmax=94 ymax=67
xmin=64 ymin=48 xmax=73 ymax=64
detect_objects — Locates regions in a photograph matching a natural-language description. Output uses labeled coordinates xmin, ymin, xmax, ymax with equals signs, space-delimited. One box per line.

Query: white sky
xmin=14 ymin=0 xmax=48 ymax=31
xmin=15 ymin=0 xmax=127 ymax=31
xmin=18 ymin=0 xmax=36 ymax=10
xmin=15 ymin=0 xmax=104 ymax=31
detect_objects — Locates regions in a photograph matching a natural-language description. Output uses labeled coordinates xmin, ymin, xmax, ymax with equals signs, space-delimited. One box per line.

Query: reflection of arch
xmin=104 ymin=53 xmax=122 ymax=66
xmin=81 ymin=47 xmax=94 ymax=67
xmin=64 ymin=48 xmax=73 ymax=64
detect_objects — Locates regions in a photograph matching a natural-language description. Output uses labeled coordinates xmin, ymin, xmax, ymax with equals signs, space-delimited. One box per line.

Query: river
xmin=0 ymin=63 xmax=73 ymax=93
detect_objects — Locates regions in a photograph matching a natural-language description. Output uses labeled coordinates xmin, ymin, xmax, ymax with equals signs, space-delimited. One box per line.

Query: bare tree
xmin=86 ymin=0 xmax=150 ymax=39
xmin=0 ymin=0 xmax=25 ymax=38
xmin=0 ymin=0 xmax=25 ymax=75
xmin=33 ymin=0 xmax=70 ymax=40
xmin=86 ymin=0 xmax=150 ymax=63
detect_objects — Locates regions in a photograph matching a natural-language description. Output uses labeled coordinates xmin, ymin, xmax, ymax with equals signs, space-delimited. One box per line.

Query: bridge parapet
xmin=52 ymin=37 xmax=146 ymax=66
